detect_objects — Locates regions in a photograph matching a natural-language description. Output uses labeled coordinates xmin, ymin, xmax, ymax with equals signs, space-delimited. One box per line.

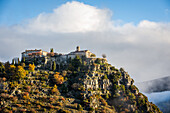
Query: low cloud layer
xmin=0 ymin=1 xmax=170 ymax=82
xmin=145 ymin=91 xmax=170 ymax=104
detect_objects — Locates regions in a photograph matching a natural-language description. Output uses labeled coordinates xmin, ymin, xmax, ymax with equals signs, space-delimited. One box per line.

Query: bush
xmin=29 ymin=64 xmax=35 ymax=72
xmin=103 ymin=75 xmax=108 ymax=79
xmin=53 ymin=72 xmax=64 ymax=84
xmin=51 ymin=85 xmax=60 ymax=95
xmin=77 ymin=104 xmax=83 ymax=111
xmin=95 ymin=58 xmax=101 ymax=64
xmin=89 ymin=107 xmax=94 ymax=111
xmin=90 ymin=54 xmax=96 ymax=57
xmin=105 ymin=94 xmax=109 ymax=99
xmin=110 ymin=66 xmax=115 ymax=71
xmin=100 ymin=98 xmax=108 ymax=106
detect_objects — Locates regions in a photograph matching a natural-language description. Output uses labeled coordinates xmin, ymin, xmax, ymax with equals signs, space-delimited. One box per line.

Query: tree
xmin=4 ymin=61 xmax=10 ymax=72
xmin=52 ymin=61 xmax=56 ymax=71
xmin=102 ymin=54 xmax=106 ymax=58
xmin=8 ymin=65 xmax=26 ymax=80
xmin=8 ymin=65 xmax=16 ymax=79
xmin=105 ymin=94 xmax=109 ymax=99
xmin=90 ymin=53 xmax=96 ymax=57
xmin=71 ymin=55 xmax=82 ymax=71
xmin=51 ymin=84 xmax=60 ymax=95
xmin=50 ymin=48 xmax=54 ymax=53
xmin=29 ymin=64 xmax=35 ymax=72
xmin=21 ymin=57 xmax=25 ymax=63
xmin=0 ymin=62 xmax=5 ymax=73
xmin=103 ymin=74 xmax=108 ymax=79
xmin=77 ymin=104 xmax=83 ymax=111
xmin=53 ymin=72 xmax=64 ymax=84
xmin=21 ymin=63 xmax=25 ymax=68
xmin=12 ymin=59 xmax=14 ymax=65
xmin=95 ymin=58 xmax=101 ymax=64
xmin=17 ymin=58 xmax=20 ymax=65
xmin=120 ymin=67 xmax=125 ymax=72
xmin=15 ymin=66 xmax=26 ymax=80
xmin=33 ymin=57 xmax=37 ymax=65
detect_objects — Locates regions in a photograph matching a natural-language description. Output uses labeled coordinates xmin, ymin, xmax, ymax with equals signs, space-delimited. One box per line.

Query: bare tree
xmin=102 ymin=54 xmax=106 ymax=58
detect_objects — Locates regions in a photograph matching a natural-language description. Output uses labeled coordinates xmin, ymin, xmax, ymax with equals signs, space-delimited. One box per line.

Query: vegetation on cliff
xmin=0 ymin=51 xmax=162 ymax=113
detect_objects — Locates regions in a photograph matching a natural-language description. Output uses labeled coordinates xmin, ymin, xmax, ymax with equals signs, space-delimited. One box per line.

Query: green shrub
xmin=89 ymin=107 xmax=94 ymax=111
xmin=103 ymin=74 xmax=108 ymax=79
xmin=77 ymin=104 xmax=83 ymax=111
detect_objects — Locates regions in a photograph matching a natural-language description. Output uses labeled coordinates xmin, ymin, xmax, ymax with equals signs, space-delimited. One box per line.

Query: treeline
xmin=0 ymin=61 xmax=35 ymax=81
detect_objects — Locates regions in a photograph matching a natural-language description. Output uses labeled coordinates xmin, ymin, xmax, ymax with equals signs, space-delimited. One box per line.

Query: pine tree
xmin=21 ymin=57 xmax=25 ymax=63
xmin=12 ymin=59 xmax=14 ymax=65
xmin=17 ymin=58 xmax=20 ymax=65
xmin=50 ymin=48 xmax=54 ymax=53
xmin=52 ymin=61 xmax=56 ymax=71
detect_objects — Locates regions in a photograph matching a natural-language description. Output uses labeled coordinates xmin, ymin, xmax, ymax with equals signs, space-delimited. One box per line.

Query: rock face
xmin=0 ymin=48 xmax=162 ymax=113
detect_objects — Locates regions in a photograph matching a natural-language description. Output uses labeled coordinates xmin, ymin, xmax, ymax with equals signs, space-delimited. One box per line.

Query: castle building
xmin=67 ymin=46 xmax=93 ymax=59
xmin=21 ymin=49 xmax=48 ymax=58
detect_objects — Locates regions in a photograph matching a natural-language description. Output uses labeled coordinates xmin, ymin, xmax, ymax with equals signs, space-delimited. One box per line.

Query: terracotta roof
xmin=25 ymin=49 xmax=42 ymax=52
xmin=22 ymin=49 xmax=47 ymax=54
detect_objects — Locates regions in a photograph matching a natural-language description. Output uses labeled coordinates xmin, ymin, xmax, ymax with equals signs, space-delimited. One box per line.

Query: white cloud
xmin=0 ymin=1 xmax=170 ymax=82
xmin=20 ymin=1 xmax=113 ymax=34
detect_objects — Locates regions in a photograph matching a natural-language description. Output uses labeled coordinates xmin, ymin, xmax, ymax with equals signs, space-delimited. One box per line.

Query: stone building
xmin=22 ymin=49 xmax=48 ymax=58
xmin=67 ymin=46 xmax=93 ymax=59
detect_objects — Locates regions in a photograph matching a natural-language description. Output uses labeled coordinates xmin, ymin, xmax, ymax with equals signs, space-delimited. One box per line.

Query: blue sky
xmin=0 ymin=0 xmax=169 ymax=26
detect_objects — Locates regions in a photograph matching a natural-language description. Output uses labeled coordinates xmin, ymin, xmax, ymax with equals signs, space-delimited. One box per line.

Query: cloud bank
xmin=0 ymin=1 xmax=170 ymax=82
xmin=145 ymin=91 xmax=170 ymax=104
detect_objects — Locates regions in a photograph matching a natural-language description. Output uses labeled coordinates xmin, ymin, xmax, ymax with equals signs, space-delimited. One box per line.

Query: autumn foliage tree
xmin=0 ymin=62 xmax=5 ymax=73
xmin=51 ymin=84 xmax=60 ymax=95
xmin=8 ymin=65 xmax=26 ymax=80
xmin=16 ymin=66 xmax=26 ymax=79
xmin=29 ymin=64 xmax=35 ymax=72
xmin=53 ymin=72 xmax=64 ymax=84
xmin=9 ymin=65 xmax=16 ymax=78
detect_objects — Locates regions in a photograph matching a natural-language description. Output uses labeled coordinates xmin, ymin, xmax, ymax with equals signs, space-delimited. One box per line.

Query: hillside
xmin=0 ymin=47 xmax=162 ymax=113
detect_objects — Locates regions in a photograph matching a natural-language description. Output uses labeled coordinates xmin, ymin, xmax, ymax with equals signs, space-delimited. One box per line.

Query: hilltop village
xmin=0 ymin=46 xmax=162 ymax=113
xmin=20 ymin=46 xmax=107 ymax=71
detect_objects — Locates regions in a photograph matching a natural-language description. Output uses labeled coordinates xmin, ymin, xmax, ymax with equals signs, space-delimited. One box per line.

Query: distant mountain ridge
xmin=136 ymin=76 xmax=170 ymax=93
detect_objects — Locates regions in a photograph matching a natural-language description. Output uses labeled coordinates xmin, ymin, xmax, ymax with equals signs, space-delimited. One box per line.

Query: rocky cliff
xmin=0 ymin=51 xmax=162 ymax=113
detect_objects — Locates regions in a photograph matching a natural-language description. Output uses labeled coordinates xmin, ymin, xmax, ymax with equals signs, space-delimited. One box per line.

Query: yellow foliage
xmin=16 ymin=66 xmax=26 ymax=79
xmin=51 ymin=88 xmax=58 ymax=94
xmin=9 ymin=65 xmax=16 ymax=74
xmin=10 ymin=65 xmax=16 ymax=69
xmin=55 ymin=72 xmax=60 ymax=75
xmin=54 ymin=84 xmax=57 ymax=88
xmin=23 ymin=93 xmax=30 ymax=100
xmin=45 ymin=75 xmax=48 ymax=79
xmin=54 ymin=72 xmax=64 ymax=84
xmin=29 ymin=64 xmax=35 ymax=71
xmin=9 ymin=65 xmax=26 ymax=80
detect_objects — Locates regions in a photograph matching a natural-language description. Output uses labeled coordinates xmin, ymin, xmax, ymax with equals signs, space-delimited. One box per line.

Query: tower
xmin=77 ymin=46 xmax=80 ymax=51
